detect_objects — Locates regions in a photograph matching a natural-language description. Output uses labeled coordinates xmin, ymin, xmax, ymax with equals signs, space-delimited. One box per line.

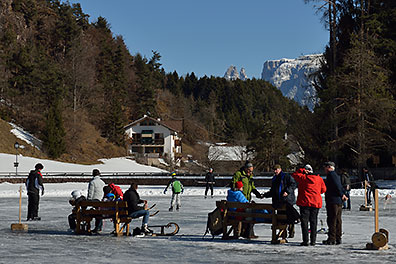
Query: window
xmin=139 ymin=119 xmax=156 ymax=126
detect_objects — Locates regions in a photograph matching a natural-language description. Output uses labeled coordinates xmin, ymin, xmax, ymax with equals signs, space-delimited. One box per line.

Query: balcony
xmin=131 ymin=138 xmax=164 ymax=146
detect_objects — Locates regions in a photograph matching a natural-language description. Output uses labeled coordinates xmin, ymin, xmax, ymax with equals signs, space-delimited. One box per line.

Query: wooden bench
xmin=75 ymin=201 xmax=131 ymax=236
xmin=216 ymin=200 xmax=289 ymax=244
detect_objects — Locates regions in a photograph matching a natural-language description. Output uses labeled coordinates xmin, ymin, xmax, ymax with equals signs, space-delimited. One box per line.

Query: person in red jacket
xmin=292 ymin=164 xmax=326 ymax=246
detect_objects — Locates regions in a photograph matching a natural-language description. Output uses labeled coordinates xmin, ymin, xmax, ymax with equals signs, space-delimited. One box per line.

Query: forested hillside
xmin=0 ymin=0 xmax=310 ymax=170
xmin=1 ymin=0 xmax=395 ymax=172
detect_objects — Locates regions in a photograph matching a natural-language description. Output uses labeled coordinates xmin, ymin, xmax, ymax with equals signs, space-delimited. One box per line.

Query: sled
xmin=149 ymin=222 xmax=180 ymax=236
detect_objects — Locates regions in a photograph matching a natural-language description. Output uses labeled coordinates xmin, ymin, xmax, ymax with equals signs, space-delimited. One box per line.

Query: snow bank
xmin=0 ymin=153 xmax=167 ymax=174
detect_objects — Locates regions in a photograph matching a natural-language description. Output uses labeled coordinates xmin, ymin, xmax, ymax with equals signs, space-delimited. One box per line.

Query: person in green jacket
xmin=231 ymin=162 xmax=263 ymax=239
xmin=232 ymin=162 xmax=262 ymax=201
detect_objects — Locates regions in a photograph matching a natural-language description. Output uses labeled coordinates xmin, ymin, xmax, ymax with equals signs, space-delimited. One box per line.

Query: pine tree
xmin=332 ymin=34 xmax=395 ymax=168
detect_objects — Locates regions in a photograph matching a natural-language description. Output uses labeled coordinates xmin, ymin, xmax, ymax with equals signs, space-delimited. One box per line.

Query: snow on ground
xmin=0 ymin=153 xmax=167 ymax=174
xmin=9 ymin=122 xmax=43 ymax=150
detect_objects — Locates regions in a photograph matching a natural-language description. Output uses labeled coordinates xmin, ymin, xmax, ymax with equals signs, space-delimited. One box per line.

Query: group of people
xmin=26 ymin=161 xmax=376 ymax=244
xmin=68 ymin=169 xmax=152 ymax=235
xmin=226 ymin=161 xmax=351 ymax=246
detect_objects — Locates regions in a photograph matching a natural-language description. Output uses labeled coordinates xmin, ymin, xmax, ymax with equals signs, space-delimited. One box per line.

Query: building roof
xmin=124 ymin=115 xmax=182 ymax=133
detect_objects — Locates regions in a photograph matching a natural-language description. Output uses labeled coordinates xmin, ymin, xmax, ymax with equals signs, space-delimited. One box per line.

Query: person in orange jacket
xmin=292 ymin=164 xmax=326 ymax=246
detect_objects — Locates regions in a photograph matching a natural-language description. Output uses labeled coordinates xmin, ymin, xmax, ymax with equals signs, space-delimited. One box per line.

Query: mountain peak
xmin=261 ymin=54 xmax=322 ymax=111
xmin=224 ymin=66 xmax=248 ymax=81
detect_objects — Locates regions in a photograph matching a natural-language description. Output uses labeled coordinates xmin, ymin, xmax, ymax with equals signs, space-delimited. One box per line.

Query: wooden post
xmin=366 ymin=189 xmax=389 ymax=250
xmin=375 ymin=189 xmax=379 ymax=233
xmin=360 ymin=181 xmax=372 ymax=211
xmin=18 ymin=185 xmax=22 ymax=223
xmin=364 ymin=181 xmax=368 ymax=206
xmin=11 ymin=186 xmax=28 ymax=231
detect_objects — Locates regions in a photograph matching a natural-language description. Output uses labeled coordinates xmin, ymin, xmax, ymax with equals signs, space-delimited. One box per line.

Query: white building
xmin=124 ymin=116 xmax=182 ymax=162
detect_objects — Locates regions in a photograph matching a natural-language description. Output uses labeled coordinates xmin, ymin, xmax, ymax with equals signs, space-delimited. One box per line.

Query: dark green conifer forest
xmin=0 ymin=0 xmax=395 ymax=172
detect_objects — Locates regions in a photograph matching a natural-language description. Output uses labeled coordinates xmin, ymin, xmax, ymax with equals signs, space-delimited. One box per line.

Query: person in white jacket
xmin=87 ymin=169 xmax=105 ymax=201
xmin=87 ymin=169 xmax=105 ymax=233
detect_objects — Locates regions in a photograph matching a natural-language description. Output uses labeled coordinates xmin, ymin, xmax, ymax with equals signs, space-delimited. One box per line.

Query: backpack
xmin=109 ymin=183 xmax=124 ymax=200
xmin=172 ymin=180 xmax=182 ymax=193
xmin=203 ymin=207 xmax=223 ymax=239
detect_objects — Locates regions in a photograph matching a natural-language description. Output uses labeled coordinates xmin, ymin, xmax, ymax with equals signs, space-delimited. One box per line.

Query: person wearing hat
xmin=87 ymin=169 xmax=105 ymax=201
xmin=292 ymin=164 xmax=326 ymax=246
xmin=68 ymin=190 xmax=87 ymax=231
xmin=26 ymin=163 xmax=44 ymax=221
xmin=164 ymin=172 xmax=184 ymax=211
xmin=227 ymin=181 xmax=249 ymax=203
xmin=232 ymin=162 xmax=262 ymax=201
xmin=263 ymin=164 xmax=299 ymax=238
xmin=323 ymin=161 xmax=348 ymax=245
xmin=205 ymin=168 xmax=215 ymax=198
xmin=232 ymin=162 xmax=263 ymax=239
xmin=87 ymin=169 xmax=105 ymax=233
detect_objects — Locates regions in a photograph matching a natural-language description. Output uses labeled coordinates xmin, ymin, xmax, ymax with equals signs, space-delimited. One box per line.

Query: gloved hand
xmin=163 ymin=190 xmax=166 ymax=194
xmin=41 ymin=189 xmax=44 ymax=196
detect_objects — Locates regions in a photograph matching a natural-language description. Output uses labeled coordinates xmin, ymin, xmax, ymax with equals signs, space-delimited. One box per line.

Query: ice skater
xmin=26 ymin=163 xmax=44 ymax=221
xmin=205 ymin=168 xmax=215 ymax=198
xmin=164 ymin=172 xmax=184 ymax=211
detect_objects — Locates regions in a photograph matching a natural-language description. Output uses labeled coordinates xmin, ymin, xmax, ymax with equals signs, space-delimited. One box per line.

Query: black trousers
xmin=326 ymin=203 xmax=342 ymax=242
xmin=27 ymin=192 xmax=40 ymax=219
xmin=299 ymin=206 xmax=319 ymax=244
xmin=205 ymin=183 xmax=214 ymax=196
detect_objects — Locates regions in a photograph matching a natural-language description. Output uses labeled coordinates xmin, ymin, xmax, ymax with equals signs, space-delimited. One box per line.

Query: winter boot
xmin=142 ymin=224 xmax=152 ymax=235
xmin=169 ymin=206 xmax=173 ymax=211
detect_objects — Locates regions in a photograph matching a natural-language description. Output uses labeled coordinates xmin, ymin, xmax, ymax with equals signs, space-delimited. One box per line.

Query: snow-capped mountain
xmin=224 ymin=66 xmax=248 ymax=81
xmin=261 ymin=54 xmax=323 ymax=111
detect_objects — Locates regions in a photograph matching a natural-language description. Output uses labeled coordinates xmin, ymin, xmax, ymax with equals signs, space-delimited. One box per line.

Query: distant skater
xmin=164 ymin=172 xmax=184 ymax=211
xmin=26 ymin=163 xmax=44 ymax=221
xmin=205 ymin=168 xmax=215 ymax=198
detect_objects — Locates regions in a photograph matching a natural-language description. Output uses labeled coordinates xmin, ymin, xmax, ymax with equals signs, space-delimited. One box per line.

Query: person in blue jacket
xmin=227 ymin=181 xmax=249 ymax=203
xmin=227 ymin=181 xmax=270 ymax=237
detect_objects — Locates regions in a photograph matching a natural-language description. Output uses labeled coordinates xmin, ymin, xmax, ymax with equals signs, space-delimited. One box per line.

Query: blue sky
xmin=64 ymin=0 xmax=328 ymax=79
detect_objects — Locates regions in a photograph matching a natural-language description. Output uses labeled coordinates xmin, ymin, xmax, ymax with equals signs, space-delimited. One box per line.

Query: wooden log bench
xmin=75 ymin=201 xmax=131 ymax=236
xmin=216 ymin=200 xmax=288 ymax=244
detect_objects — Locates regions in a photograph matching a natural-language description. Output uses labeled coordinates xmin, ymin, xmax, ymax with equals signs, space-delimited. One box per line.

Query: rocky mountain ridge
xmin=261 ymin=54 xmax=323 ymax=111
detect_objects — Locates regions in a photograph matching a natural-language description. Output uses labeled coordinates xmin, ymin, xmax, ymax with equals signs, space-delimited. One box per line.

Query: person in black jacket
xmin=362 ymin=167 xmax=377 ymax=205
xmin=124 ymin=183 xmax=151 ymax=234
xmin=205 ymin=168 xmax=215 ymax=198
xmin=323 ymin=161 xmax=348 ymax=245
xmin=340 ymin=169 xmax=351 ymax=210
xmin=26 ymin=163 xmax=44 ymax=221
xmin=263 ymin=164 xmax=299 ymax=238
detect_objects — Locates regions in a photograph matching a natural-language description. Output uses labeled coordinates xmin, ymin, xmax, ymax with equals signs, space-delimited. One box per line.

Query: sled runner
xmin=149 ymin=222 xmax=180 ymax=236
xmin=150 ymin=210 xmax=160 ymax=217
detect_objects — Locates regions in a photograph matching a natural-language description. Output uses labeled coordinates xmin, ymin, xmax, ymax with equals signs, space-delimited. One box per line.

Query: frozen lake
xmin=2 ymin=190 xmax=396 ymax=263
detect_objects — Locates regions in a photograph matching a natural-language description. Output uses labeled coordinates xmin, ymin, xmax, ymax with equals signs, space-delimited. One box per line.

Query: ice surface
xmin=1 ymin=154 xmax=395 ymax=263
xmin=1 ymin=185 xmax=396 ymax=263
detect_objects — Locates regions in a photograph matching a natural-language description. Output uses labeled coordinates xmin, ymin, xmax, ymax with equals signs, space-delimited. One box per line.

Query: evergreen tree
xmin=331 ymin=34 xmax=395 ymax=168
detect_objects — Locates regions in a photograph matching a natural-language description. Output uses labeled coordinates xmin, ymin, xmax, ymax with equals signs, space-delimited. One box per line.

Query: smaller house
xmin=124 ymin=115 xmax=182 ymax=162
